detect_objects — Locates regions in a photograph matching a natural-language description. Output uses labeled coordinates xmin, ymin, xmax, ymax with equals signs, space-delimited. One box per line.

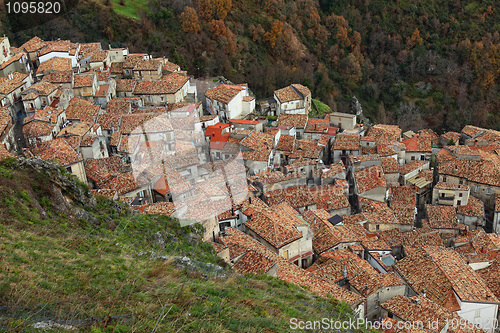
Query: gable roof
xmin=354 ymin=165 xmax=386 ymax=194
xmin=395 ymin=247 xmax=498 ymax=307
xmin=274 ymin=84 xmax=310 ymax=103
xmin=36 ymin=57 xmax=73 ymax=74
xmin=133 ymin=73 xmax=189 ymax=95
xmin=31 ymin=138 xmax=82 ymax=166
xmin=245 ymin=205 xmax=303 ymax=249
xmin=65 ymin=97 xmax=100 ymax=122
xmin=277 ymin=113 xmax=308 ymax=129
xmin=205 ymin=84 xmax=245 ymax=104
xmin=425 ymin=204 xmax=461 ymax=230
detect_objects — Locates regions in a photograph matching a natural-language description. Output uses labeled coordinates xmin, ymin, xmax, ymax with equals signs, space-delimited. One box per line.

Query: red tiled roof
xmin=31 ymin=137 xmax=82 ymax=166
xmin=205 ymin=84 xmax=245 ymax=104
xmin=399 ymin=160 xmax=428 ymax=175
xmin=425 ymin=204 xmax=460 ymax=230
xmin=277 ymin=114 xmax=308 ymax=129
xmin=229 ymin=119 xmax=260 ymax=125
xmin=354 ymin=165 xmax=386 ymax=194
xmin=367 ymin=124 xmax=402 ymax=142
xmin=73 ymin=73 xmax=95 ymax=88
xmin=391 ymin=186 xmax=416 ymax=205
xmin=220 ymin=228 xmax=363 ymax=306
xmin=20 ymin=36 xmax=46 ymax=53
xmin=274 ymin=84 xmax=310 ymax=103
xmin=116 ymin=79 xmax=137 ymax=92
xmin=403 ymin=133 xmax=432 ymax=152
xmin=305 ymin=118 xmax=329 ymax=134
xmin=382 ymin=295 xmax=484 ymax=333
xmin=65 ymin=97 xmax=100 ymax=122
xmin=381 ymin=157 xmax=399 ymax=173
xmin=133 ymin=73 xmax=189 ymax=95
xmin=457 ymin=195 xmax=485 ymax=218
xmin=333 ymin=133 xmax=360 ymax=150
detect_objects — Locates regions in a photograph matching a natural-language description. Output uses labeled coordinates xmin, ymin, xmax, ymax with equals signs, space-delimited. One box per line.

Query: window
xmin=411 ymin=156 xmax=415 ymax=161
xmin=457 ymin=200 xmax=461 ymax=206
xmin=283 ymin=250 xmax=289 ymax=260
xmin=459 ymin=193 xmax=463 ymax=197
xmin=486 ymin=188 xmax=491 ymax=194
xmin=475 ymin=186 xmax=479 ymax=192
xmin=376 ymin=225 xmax=379 ymax=231
xmin=443 ymin=176 xmax=447 ymax=182
xmin=459 ymin=180 xmax=463 ymax=184
xmin=474 ymin=310 xmax=481 ymax=318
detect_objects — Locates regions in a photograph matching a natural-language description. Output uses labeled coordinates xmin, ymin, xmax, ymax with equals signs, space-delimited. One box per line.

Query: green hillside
xmin=0 ymin=157 xmax=368 ymax=332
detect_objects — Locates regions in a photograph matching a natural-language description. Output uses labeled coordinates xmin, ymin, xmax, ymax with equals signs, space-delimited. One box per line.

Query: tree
xmin=376 ymin=102 xmax=387 ymax=124
xmin=179 ymin=6 xmax=200 ymax=33
xmin=406 ymin=28 xmax=424 ymax=49
xmin=263 ymin=20 xmax=283 ymax=49
xmin=196 ymin=0 xmax=231 ymax=20
xmin=213 ymin=0 xmax=231 ymax=20
xmin=208 ymin=19 xmax=227 ymax=39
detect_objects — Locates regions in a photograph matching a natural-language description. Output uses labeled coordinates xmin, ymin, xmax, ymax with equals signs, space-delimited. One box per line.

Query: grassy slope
xmin=109 ymin=0 xmax=149 ymax=20
xmin=0 ymin=158 xmax=367 ymax=332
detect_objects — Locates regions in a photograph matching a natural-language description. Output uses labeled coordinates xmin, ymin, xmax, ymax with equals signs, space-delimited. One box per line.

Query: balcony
xmin=437 ymin=196 xmax=455 ymax=205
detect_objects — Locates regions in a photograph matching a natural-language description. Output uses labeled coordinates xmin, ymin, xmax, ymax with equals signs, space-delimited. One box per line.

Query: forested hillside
xmin=1 ymin=0 xmax=499 ymax=132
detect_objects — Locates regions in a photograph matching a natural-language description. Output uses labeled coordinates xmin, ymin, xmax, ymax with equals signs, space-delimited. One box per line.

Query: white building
xmin=205 ymin=84 xmax=254 ymax=122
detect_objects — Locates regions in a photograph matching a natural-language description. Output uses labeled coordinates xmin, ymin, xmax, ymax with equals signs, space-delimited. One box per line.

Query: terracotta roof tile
xmin=143 ymin=202 xmax=178 ymax=216
xmin=162 ymin=61 xmax=180 ymax=72
xmin=367 ymin=124 xmax=402 ymax=142
xmin=73 ymin=73 xmax=95 ymax=88
xmin=0 ymin=72 xmax=29 ymax=94
xmin=274 ymin=84 xmax=310 ymax=103
xmin=403 ymin=132 xmax=432 ymax=152
xmin=276 ymin=134 xmax=295 ymax=153
xmin=20 ymin=36 xmax=46 ymax=53
xmin=277 ymin=113 xmax=308 ymax=129
xmin=133 ymin=73 xmax=189 ymax=94
xmin=23 ymin=121 xmax=54 ymax=138
xmin=289 ymin=138 xmax=323 ymax=159
xmin=354 ymin=165 xmax=386 ymax=194
xmin=399 ymin=160 xmax=428 ymax=175
xmin=132 ymin=58 xmax=160 ymax=71
xmin=441 ymin=132 xmax=461 ymax=144
xmin=221 ymin=229 xmax=360 ymax=307
xmin=391 ymin=186 xmax=417 ymax=205
xmin=78 ymin=42 xmax=102 ymax=58
xmin=205 ymin=84 xmax=245 ymax=104
xmin=36 ymin=57 xmax=72 ymax=75
xmin=233 ymin=250 xmax=276 ymax=274
xmin=425 ymin=204 xmax=461 ymax=230
xmin=305 ymin=118 xmax=329 ymax=134
xmin=98 ymin=113 xmax=122 ymax=131
xmin=333 ymin=133 xmax=360 ymax=150
xmin=65 ymin=97 xmax=100 ymax=122
xmin=382 ymin=295 xmax=485 ymax=333
xmin=381 ymin=157 xmax=399 ymax=173
xmin=42 ymin=69 xmax=73 ymax=84
xmin=38 ymin=40 xmax=77 ymax=57
xmin=31 ymin=138 xmax=82 ymax=166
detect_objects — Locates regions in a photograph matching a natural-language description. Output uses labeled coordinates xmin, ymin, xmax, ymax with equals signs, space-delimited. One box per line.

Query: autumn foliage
xmin=180 ymin=6 xmax=200 ymax=33
xmin=263 ymin=20 xmax=283 ymax=49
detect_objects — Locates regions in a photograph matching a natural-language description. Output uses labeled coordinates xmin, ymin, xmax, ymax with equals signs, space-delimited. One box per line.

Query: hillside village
xmin=2 ymin=36 xmax=500 ymax=330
